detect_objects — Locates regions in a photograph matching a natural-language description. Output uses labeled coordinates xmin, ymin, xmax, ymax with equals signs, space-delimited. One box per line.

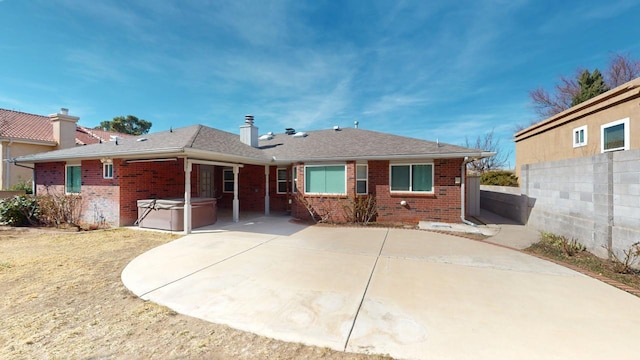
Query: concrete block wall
xmin=520 ymin=149 xmax=640 ymax=258
xmin=479 ymin=185 xmax=529 ymax=224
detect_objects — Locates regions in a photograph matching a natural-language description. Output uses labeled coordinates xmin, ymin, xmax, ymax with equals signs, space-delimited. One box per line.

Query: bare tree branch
xmin=465 ymin=129 xmax=512 ymax=173
xmin=606 ymin=53 xmax=640 ymax=88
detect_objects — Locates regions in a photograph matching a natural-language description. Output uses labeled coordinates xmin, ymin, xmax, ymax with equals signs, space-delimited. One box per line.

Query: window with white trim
xmin=304 ymin=165 xmax=346 ymax=194
xmin=356 ymin=164 xmax=368 ymax=194
xmin=277 ymin=168 xmax=287 ymax=194
xmin=65 ymin=165 xmax=81 ymax=194
xmin=292 ymin=166 xmax=298 ymax=193
xmin=390 ymin=163 xmax=434 ymax=193
xmin=223 ymin=169 xmax=234 ymax=193
xmin=103 ymin=163 xmax=113 ymax=179
xmin=573 ymin=125 xmax=587 ymax=148
xmin=601 ymin=118 xmax=630 ymax=152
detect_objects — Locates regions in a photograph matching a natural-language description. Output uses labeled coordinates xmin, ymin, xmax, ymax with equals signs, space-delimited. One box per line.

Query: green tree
xmin=570 ymin=69 xmax=609 ymax=106
xmin=528 ymin=52 xmax=640 ymax=120
xmin=97 ymin=115 xmax=152 ymax=135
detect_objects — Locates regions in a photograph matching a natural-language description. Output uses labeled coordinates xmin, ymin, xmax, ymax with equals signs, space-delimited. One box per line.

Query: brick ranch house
xmin=14 ymin=115 xmax=493 ymax=233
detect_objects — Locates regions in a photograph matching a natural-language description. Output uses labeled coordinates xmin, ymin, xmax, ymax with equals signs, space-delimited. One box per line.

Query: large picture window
xmin=601 ymin=118 xmax=629 ymax=152
xmin=66 ymin=165 xmax=81 ymax=194
xmin=304 ymin=165 xmax=346 ymax=194
xmin=390 ymin=163 xmax=433 ymax=193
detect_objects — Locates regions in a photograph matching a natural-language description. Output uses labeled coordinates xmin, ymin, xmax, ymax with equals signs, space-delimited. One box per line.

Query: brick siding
xmin=291 ymin=159 xmax=464 ymax=224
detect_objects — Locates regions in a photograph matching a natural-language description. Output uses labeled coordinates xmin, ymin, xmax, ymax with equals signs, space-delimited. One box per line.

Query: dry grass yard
xmin=0 ymin=227 xmax=391 ymax=359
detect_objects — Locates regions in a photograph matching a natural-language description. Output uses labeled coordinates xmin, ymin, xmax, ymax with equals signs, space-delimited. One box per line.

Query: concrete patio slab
xmin=137 ymin=241 xmax=379 ymax=350
xmin=122 ymin=232 xmax=278 ymax=295
xmin=122 ymin=219 xmax=640 ymax=359
xmin=348 ymin=256 xmax=640 ymax=359
xmin=383 ymin=229 xmax=579 ymax=276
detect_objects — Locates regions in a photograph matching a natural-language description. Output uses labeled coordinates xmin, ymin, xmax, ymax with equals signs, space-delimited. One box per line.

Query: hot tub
xmin=136 ymin=197 xmax=217 ymax=231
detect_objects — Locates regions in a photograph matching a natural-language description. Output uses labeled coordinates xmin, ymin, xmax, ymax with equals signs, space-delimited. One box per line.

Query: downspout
xmin=461 ymin=157 xmax=477 ymax=227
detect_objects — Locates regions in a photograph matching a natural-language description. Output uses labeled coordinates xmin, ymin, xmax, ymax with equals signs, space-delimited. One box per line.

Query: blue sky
xmin=1 ymin=0 xmax=639 ymax=168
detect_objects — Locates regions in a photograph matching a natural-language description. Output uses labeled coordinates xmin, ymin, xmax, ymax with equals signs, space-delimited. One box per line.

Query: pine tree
xmin=570 ymin=69 xmax=609 ymax=106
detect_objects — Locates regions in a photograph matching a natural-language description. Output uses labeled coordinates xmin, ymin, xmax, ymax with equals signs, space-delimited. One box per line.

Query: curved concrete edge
xmin=121 ymin=225 xmax=640 ymax=360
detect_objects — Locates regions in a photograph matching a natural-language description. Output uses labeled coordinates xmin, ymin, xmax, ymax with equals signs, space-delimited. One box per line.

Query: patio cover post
xmin=184 ymin=160 xmax=192 ymax=234
xmin=233 ymin=166 xmax=239 ymax=222
xmin=264 ymin=165 xmax=270 ymax=215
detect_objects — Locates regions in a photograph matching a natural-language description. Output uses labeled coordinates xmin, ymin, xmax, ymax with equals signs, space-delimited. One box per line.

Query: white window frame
xmin=103 ymin=162 xmax=114 ymax=179
xmin=601 ymin=118 xmax=630 ymax=153
xmin=356 ymin=164 xmax=368 ymax=195
xmin=65 ymin=163 xmax=82 ymax=194
xmin=389 ymin=162 xmax=434 ymax=194
xmin=303 ymin=164 xmax=347 ymax=195
xmin=572 ymin=125 xmax=587 ymax=148
xmin=276 ymin=168 xmax=288 ymax=194
xmin=222 ymin=168 xmax=234 ymax=193
xmin=292 ymin=166 xmax=298 ymax=193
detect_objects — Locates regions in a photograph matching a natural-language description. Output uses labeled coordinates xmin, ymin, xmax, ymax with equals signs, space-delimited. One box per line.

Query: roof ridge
xmin=186 ymin=124 xmax=204 ymax=148
xmin=0 ymin=108 xmax=49 ymax=119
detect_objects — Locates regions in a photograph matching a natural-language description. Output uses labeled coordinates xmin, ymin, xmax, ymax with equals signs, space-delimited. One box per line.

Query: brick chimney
xmin=240 ymin=114 xmax=258 ymax=147
xmin=49 ymin=108 xmax=79 ymax=149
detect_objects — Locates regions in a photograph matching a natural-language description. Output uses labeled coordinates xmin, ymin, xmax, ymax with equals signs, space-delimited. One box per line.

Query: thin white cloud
xmin=65 ymin=49 xmax=126 ymax=82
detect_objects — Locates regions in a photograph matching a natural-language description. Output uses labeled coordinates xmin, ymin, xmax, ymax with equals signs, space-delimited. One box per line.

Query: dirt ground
xmin=0 ymin=227 xmax=392 ymax=359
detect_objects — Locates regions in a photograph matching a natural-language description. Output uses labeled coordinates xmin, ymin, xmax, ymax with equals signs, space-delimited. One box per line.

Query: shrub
xmin=480 ymin=170 xmax=519 ymax=187
xmin=342 ymin=194 xmax=377 ymax=225
xmin=8 ymin=178 xmax=33 ymax=194
xmin=37 ymin=193 xmax=83 ymax=227
xmin=0 ymin=195 xmax=39 ymax=226
xmin=604 ymin=242 xmax=640 ymax=274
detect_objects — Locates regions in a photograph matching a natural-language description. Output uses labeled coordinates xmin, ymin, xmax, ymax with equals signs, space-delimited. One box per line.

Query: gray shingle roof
xmin=14 ymin=124 xmax=491 ymax=164
xmin=259 ymin=128 xmax=485 ymax=161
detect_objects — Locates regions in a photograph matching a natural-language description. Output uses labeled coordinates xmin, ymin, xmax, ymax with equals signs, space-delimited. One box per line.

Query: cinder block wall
xmin=479 ymin=185 xmax=529 ymax=224
xmin=520 ymin=149 xmax=640 ymax=258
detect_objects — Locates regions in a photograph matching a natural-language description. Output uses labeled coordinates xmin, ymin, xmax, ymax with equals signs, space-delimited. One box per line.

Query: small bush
xmin=342 ymin=194 xmax=377 ymax=225
xmin=604 ymin=242 xmax=640 ymax=274
xmin=0 ymin=195 xmax=39 ymax=226
xmin=38 ymin=193 xmax=83 ymax=227
xmin=480 ymin=170 xmax=519 ymax=187
xmin=8 ymin=178 xmax=33 ymax=194
xmin=540 ymin=233 xmax=585 ymax=256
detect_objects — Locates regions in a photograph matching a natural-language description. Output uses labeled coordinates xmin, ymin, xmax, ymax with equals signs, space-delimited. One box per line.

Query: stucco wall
xmin=515 ymin=95 xmax=640 ymax=179
xmin=1 ymin=141 xmax=52 ymax=189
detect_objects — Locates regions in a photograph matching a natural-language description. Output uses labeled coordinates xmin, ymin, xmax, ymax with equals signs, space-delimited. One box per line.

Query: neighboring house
xmin=514 ymin=77 xmax=640 ymax=178
xmin=14 ymin=115 xmax=493 ymax=232
xmin=0 ymin=108 xmax=131 ymax=189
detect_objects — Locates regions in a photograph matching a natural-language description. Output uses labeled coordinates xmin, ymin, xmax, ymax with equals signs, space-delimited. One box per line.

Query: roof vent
xmin=137 ymin=138 xmax=148 ymax=142
xmin=285 ymin=128 xmax=296 ymax=135
xmin=354 ymin=121 xmax=359 ymax=129
xmin=292 ymin=132 xmax=307 ymax=138
xmin=333 ymin=125 xmax=341 ymax=131
xmin=259 ymin=134 xmax=273 ymax=140
xmin=110 ymin=135 xmax=121 ymax=142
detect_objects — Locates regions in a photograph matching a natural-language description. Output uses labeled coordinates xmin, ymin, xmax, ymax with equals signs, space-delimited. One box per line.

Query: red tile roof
xmin=0 ymin=109 xmax=55 ymax=143
xmin=0 ymin=108 xmax=132 ymax=145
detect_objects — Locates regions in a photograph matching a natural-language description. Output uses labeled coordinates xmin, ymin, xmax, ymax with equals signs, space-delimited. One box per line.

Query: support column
xmin=233 ymin=166 xmax=240 ymax=222
xmin=184 ymin=160 xmax=192 ymax=234
xmin=264 ymin=165 xmax=270 ymax=215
